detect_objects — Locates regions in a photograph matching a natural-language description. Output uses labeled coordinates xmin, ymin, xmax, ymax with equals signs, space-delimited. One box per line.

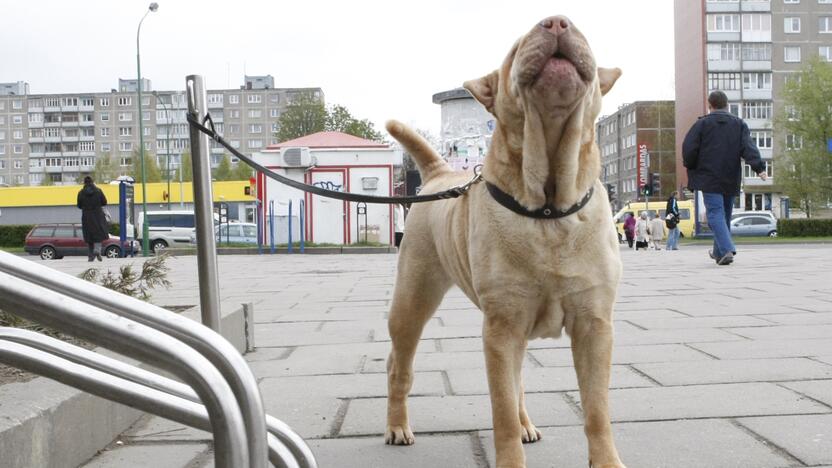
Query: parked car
xmin=24 ymin=223 xmax=139 ymax=260
xmin=730 ymin=213 xmax=778 ymax=237
xmin=136 ymin=210 xmax=199 ymax=253
xmin=731 ymin=210 xmax=776 ymax=222
xmin=189 ymin=223 xmax=259 ymax=245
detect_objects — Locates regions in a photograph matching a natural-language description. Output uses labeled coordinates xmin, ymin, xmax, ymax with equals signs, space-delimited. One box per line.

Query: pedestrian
xmin=665 ymin=191 xmax=681 ymax=250
xmin=682 ymin=90 xmax=767 ymax=266
xmin=623 ymin=212 xmax=636 ymax=249
xmin=635 ymin=212 xmax=650 ymax=251
xmin=77 ymin=175 xmax=109 ymax=262
xmin=649 ymin=212 xmax=665 ymax=250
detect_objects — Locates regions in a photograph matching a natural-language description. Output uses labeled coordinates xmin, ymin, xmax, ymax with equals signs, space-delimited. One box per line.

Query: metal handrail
xmin=0 ymin=328 xmax=299 ymax=468
xmin=0 ymin=251 xmax=315 ymax=468
xmin=0 ymin=271 xmax=248 ymax=467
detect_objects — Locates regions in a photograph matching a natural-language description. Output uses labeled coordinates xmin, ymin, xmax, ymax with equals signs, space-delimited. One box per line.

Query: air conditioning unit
xmin=281 ymin=147 xmax=314 ymax=167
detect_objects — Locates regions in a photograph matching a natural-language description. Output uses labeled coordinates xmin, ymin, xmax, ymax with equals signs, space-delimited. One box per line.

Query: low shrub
xmin=778 ymin=218 xmax=832 ymax=237
xmin=0 ymin=225 xmax=33 ymax=247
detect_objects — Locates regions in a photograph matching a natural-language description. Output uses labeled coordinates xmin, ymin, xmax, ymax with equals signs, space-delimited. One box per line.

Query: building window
xmin=119 ymin=127 xmax=132 ymax=136
xmin=143 ymin=111 xmax=151 ymax=121
xmin=118 ymin=97 xmax=132 ymax=106
xmin=228 ymin=95 xmax=239 ymax=104
xmin=707 ymin=43 xmax=741 ymax=61
xmin=0 ymin=146 xmax=4 ymax=155
xmin=81 ymin=97 xmax=94 ymax=107
xmin=742 ymin=43 xmax=772 ymax=61
xmin=247 ymin=94 xmax=262 ymax=104
xmin=742 ymin=14 xmax=771 ymax=33
xmin=785 ymin=17 xmax=801 ymax=33
xmin=120 ymin=157 xmax=132 ymax=167
xmin=208 ymin=94 xmax=223 ymax=106
xmin=13 ymin=145 xmax=23 ymax=154
xmin=743 ymin=101 xmax=772 ymax=120
xmin=13 ymin=130 xmax=22 ymax=140
xmin=248 ymin=140 xmax=263 ymax=149
xmin=271 ymin=122 xmax=279 ymax=133
xmin=100 ymin=112 xmax=110 ymax=122
xmin=80 ymin=141 xmax=95 ymax=152
xmin=82 ymin=113 xmax=94 ymax=122
xmin=12 ymin=115 xmax=22 ymax=125
xmin=45 ymin=98 xmax=60 ymax=107
xmin=707 ymin=14 xmax=740 ymax=32
xmin=101 ymin=143 xmax=111 ymax=152
xmin=248 ymin=124 xmax=262 ymax=134
xmin=750 ymin=131 xmax=772 ymax=149
xmin=708 ymin=72 xmax=742 ymax=91
xmin=821 ymin=46 xmax=832 ymax=62
xmin=743 ymin=72 xmax=772 ymax=90
xmin=820 ymin=17 xmax=832 ymax=33
xmin=0 ymin=131 xmax=6 ymax=140
xmin=101 ymin=127 xmax=110 ymax=137
xmin=61 ymin=97 xmax=78 ymax=107
xmin=142 ymin=97 xmax=150 ymax=106
xmin=784 ymin=0 xmax=799 ymax=3
xmin=743 ymin=163 xmax=773 ymax=179
xmin=14 ymin=175 xmax=24 ymax=185
xmin=100 ymin=98 xmax=110 ymax=107
xmin=118 ymin=112 xmax=132 ymax=121
xmin=12 ymin=100 xmax=22 ymax=109
xmin=269 ymin=108 xmax=280 ymax=118
xmin=786 ymin=134 xmax=803 ymax=149
xmin=784 ymin=46 xmax=801 ymax=62
xmin=119 ymin=142 xmax=133 ymax=152
xmin=248 ymin=109 xmax=262 ymax=119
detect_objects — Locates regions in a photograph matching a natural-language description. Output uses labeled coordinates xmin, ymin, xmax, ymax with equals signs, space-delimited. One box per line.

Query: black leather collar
xmin=485 ymin=181 xmax=594 ymax=219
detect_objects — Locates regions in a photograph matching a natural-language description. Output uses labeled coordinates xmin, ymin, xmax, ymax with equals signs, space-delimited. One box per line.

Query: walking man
xmin=665 ymin=191 xmax=681 ymax=250
xmin=683 ymin=91 xmax=767 ymax=265
xmin=77 ymin=175 xmax=109 ymax=262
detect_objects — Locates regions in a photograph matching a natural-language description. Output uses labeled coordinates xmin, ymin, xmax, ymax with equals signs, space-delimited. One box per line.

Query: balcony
xmin=79 ymin=121 xmax=95 ymax=127
xmin=759 ymin=148 xmax=773 ymax=159
xmin=743 ymin=88 xmax=772 ymax=100
xmin=28 ymin=121 xmax=44 ymax=129
xmin=45 ymin=166 xmax=63 ymax=173
xmin=741 ymin=0 xmax=770 ymax=12
xmin=707 ymin=32 xmax=741 ymax=42
xmin=28 ymin=166 xmax=45 ymax=173
xmin=707 ymin=59 xmax=741 ymax=72
xmin=28 ymin=106 xmax=43 ymax=113
xmin=743 ymin=176 xmax=773 ymax=187
xmin=742 ymin=30 xmax=771 ymax=42
xmin=744 ymin=118 xmax=772 ymax=129
xmin=80 ymin=135 xmax=95 ymax=142
xmin=742 ymin=60 xmax=771 ymax=71
xmin=79 ymin=105 xmax=94 ymax=112
xmin=29 ymin=137 xmax=44 ymax=143
xmin=29 ymin=152 xmax=45 ymax=158
xmin=44 ymin=136 xmax=62 ymax=143
xmin=705 ymin=2 xmax=740 ymax=13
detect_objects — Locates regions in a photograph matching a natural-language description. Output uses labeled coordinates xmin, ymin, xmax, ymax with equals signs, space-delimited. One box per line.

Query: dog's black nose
xmin=539 ymin=16 xmax=570 ymax=35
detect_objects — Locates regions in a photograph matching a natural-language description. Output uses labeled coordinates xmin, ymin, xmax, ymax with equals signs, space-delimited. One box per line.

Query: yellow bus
xmin=612 ymin=199 xmax=695 ymax=241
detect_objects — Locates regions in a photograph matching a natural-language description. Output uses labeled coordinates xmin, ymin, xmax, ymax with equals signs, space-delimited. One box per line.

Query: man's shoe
xmin=96 ymin=253 xmax=103 ymax=262
xmin=718 ymin=252 xmax=734 ymax=265
xmin=709 ymin=250 xmax=717 ymax=260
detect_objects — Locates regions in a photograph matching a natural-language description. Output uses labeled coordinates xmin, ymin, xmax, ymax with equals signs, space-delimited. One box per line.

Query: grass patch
xmin=0 ymin=246 xmax=25 ymax=253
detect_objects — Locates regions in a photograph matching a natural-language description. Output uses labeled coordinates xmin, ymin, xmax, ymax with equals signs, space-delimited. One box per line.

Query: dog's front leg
xmin=484 ymin=316 xmax=527 ymax=468
xmin=570 ymin=314 xmax=625 ymax=468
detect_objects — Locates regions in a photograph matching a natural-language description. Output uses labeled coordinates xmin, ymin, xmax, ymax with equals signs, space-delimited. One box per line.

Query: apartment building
xmin=675 ymin=0 xmax=832 ymax=214
xmin=0 ymin=75 xmax=323 ymax=186
xmin=596 ymin=101 xmax=677 ymax=211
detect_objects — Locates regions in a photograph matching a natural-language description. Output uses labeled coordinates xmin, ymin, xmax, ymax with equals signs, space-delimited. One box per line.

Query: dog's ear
xmin=598 ymin=67 xmax=622 ymax=96
xmin=463 ymin=71 xmax=499 ymax=113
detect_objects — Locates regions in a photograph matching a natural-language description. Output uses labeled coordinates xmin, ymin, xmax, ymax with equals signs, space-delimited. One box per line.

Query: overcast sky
xmin=1 ymin=0 xmax=675 ymax=137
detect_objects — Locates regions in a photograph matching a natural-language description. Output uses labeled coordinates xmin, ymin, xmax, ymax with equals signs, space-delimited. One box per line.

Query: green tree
xmin=213 ymin=155 xmax=233 ymax=181
xmin=93 ymin=153 xmax=120 ymax=183
xmin=277 ymin=91 xmax=327 ymax=142
xmin=326 ymin=104 xmax=383 ymax=141
xmin=130 ymin=150 xmax=162 ymax=183
xmin=232 ymin=161 xmax=253 ymax=181
xmin=776 ymin=57 xmax=832 ymax=218
xmin=40 ymin=175 xmax=55 ymax=186
xmin=178 ymin=152 xmax=193 ymax=182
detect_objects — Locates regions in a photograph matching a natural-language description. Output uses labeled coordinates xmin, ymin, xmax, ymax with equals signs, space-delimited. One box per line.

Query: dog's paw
xmin=589 ymin=461 xmax=626 ymax=468
xmin=520 ymin=421 xmax=542 ymax=444
xmin=384 ymin=425 xmax=415 ymax=445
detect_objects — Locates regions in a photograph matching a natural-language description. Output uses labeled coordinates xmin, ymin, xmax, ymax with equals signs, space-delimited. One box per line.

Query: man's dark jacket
xmin=682 ymin=110 xmax=765 ymax=195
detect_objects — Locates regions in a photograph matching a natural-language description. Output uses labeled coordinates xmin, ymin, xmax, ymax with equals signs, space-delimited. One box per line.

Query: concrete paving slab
xmin=626 ymin=315 xmax=774 ymax=329
xmin=254 ymin=325 xmax=372 ymax=347
xmin=306 ymin=435 xmax=480 ymax=468
xmin=727 ymin=324 xmax=832 ymax=341
xmin=780 ymin=380 xmax=832 ymax=407
xmin=633 ymin=358 xmax=832 ymax=386
xmin=530 ymin=343 xmax=714 ymax=367
xmin=480 ymin=419 xmax=794 ymax=468
xmin=447 ymin=366 xmax=655 ymax=395
xmin=339 ymin=393 xmax=582 ymax=436
xmin=372 ymin=325 xmax=485 ymax=342
xmin=123 ymin=415 xmax=212 ymax=442
xmin=81 ymin=443 xmax=207 ymax=468
xmin=361 ymin=350 xmax=535 ymax=374
xmin=259 ymin=371 xmax=446 ymax=400
xmin=739 ymin=414 xmax=832 ymax=466
xmin=757 ymin=312 xmax=832 ymax=325
xmin=571 ymin=382 xmax=830 ymax=422
xmin=690 ymin=338 xmax=832 ymax=360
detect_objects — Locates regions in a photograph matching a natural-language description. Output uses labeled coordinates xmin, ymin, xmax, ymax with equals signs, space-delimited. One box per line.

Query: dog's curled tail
xmin=386 ymin=120 xmax=451 ymax=183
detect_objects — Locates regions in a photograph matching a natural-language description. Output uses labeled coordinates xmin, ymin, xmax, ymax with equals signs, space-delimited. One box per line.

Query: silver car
xmin=730 ymin=214 xmax=778 ymax=237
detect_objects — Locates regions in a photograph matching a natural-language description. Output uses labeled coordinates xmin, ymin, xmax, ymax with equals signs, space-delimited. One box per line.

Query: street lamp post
xmin=153 ymin=91 xmax=171 ymax=210
xmin=137 ymin=2 xmax=158 ymax=256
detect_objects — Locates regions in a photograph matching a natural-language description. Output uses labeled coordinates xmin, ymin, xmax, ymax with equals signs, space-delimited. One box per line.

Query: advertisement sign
xmin=637 ymin=143 xmax=650 ymax=189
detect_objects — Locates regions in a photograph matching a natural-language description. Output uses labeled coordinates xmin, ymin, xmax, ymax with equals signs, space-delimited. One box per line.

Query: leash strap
xmin=187 ymin=113 xmax=482 ymax=205
xmin=485 ymin=182 xmax=594 ymax=219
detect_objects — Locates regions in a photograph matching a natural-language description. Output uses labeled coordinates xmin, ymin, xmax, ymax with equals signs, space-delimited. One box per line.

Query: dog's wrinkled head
xmin=464 ymin=16 xmax=621 ymax=210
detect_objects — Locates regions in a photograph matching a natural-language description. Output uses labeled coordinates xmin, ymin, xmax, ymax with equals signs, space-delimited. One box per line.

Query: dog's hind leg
xmin=516 ymin=349 xmax=542 ymax=444
xmin=569 ymin=310 xmax=625 ymax=468
xmin=484 ymin=316 xmax=528 ymax=468
xmin=385 ymin=261 xmax=450 ymax=446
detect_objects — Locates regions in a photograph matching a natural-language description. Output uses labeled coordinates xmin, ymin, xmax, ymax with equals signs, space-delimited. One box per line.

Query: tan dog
xmin=384 ymin=15 xmax=624 ymax=468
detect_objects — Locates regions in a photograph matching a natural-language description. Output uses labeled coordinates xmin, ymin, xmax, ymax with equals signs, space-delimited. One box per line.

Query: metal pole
xmin=136 ymin=3 xmax=157 ymax=257
xmin=269 ymin=200 xmax=275 ymax=254
xmin=288 ymin=199 xmax=293 ymax=254
xmin=186 ymin=75 xmax=222 ymax=332
xmin=154 ymin=91 xmax=172 ymax=210
xmin=300 ymin=199 xmax=305 ymax=253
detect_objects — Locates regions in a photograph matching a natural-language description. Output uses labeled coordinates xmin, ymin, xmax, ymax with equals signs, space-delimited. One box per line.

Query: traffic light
xmin=643 ymin=174 xmax=654 ymax=196
xmin=606 ymin=183 xmax=616 ymax=203
xmin=651 ymin=172 xmax=661 ymax=196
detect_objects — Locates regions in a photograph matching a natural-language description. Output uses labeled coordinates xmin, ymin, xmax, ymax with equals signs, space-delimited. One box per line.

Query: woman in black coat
xmin=77 ymin=176 xmax=109 ymax=261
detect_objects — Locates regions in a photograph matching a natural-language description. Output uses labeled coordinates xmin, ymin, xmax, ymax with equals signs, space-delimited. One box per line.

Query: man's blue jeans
xmin=703 ymin=192 xmax=735 ymax=258
xmin=666 ymin=227 xmax=680 ymax=250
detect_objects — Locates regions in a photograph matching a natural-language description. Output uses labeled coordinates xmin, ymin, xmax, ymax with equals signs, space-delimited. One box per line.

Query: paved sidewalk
xmin=53 ymin=244 xmax=832 ymax=467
